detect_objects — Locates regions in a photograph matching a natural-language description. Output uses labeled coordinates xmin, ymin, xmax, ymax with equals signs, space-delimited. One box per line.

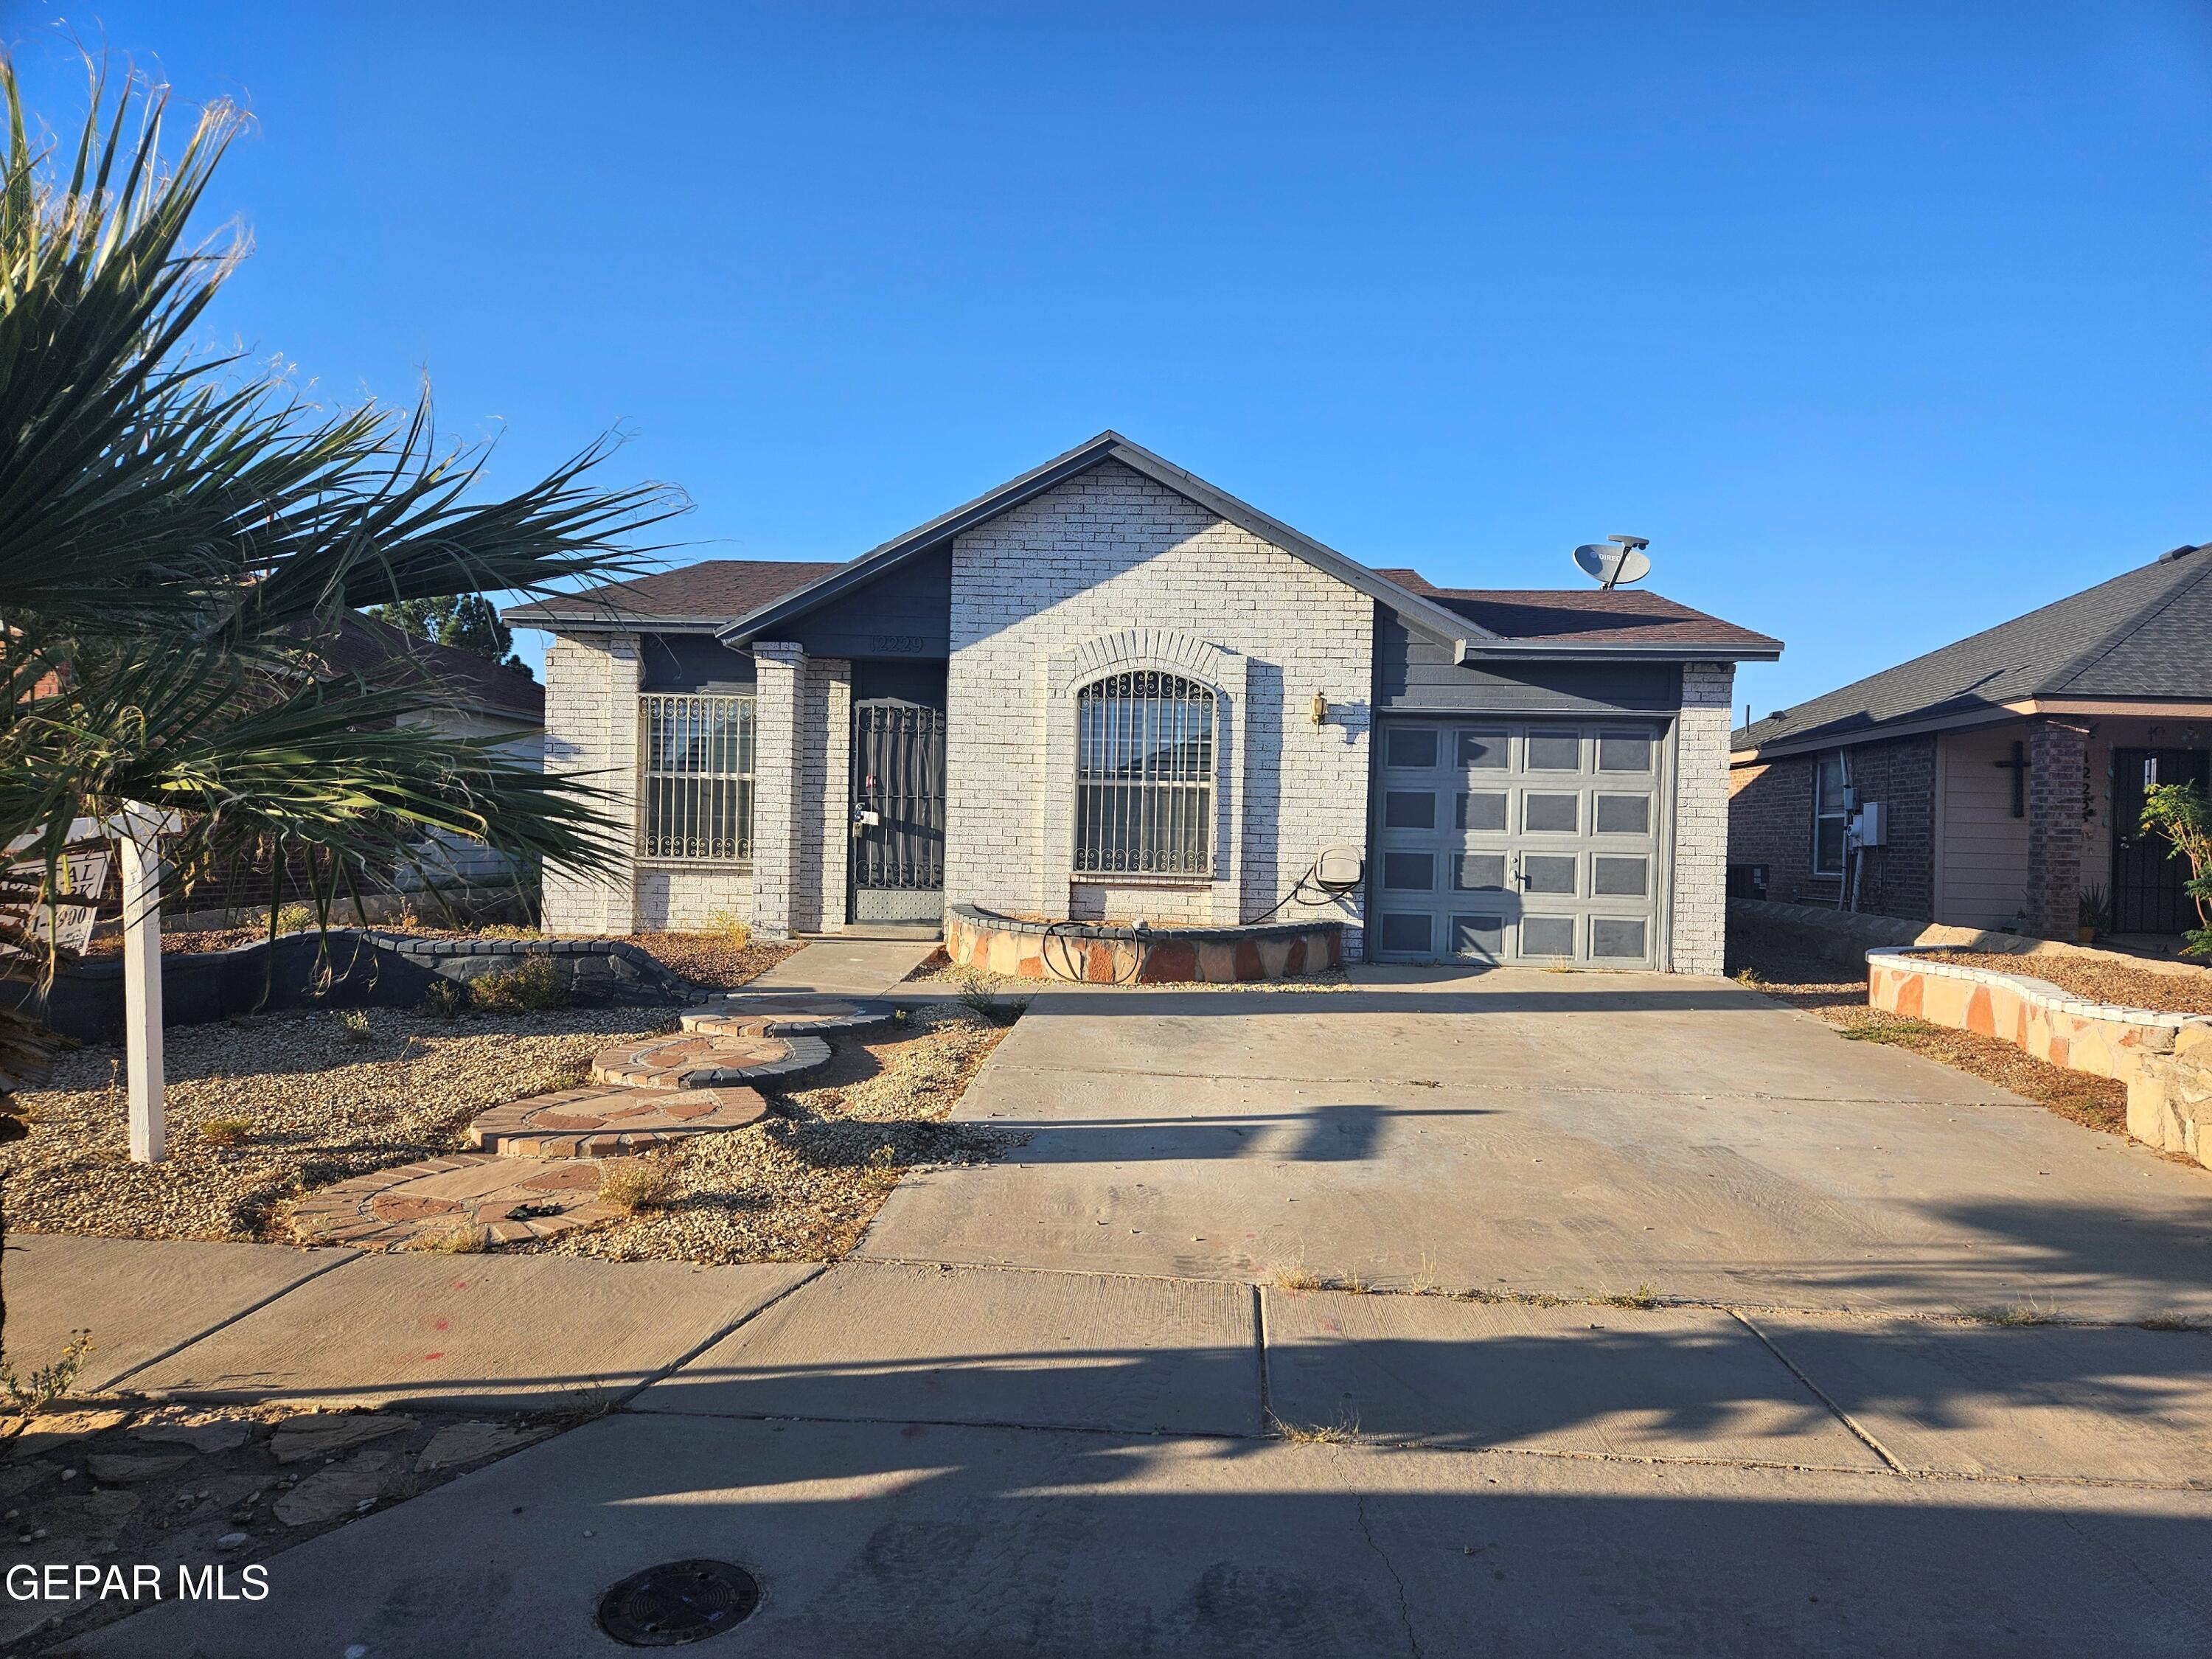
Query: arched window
xmin=1074 ymin=671 xmax=1216 ymax=875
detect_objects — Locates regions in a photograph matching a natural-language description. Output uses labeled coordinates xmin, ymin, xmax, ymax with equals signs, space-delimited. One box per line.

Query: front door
xmin=2112 ymin=747 xmax=2210 ymax=933
xmin=850 ymin=696 xmax=947 ymax=925
xmin=1371 ymin=717 xmax=1666 ymax=967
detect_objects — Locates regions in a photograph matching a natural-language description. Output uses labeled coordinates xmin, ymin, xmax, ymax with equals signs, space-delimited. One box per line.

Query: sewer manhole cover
xmin=597 ymin=1559 xmax=760 ymax=1646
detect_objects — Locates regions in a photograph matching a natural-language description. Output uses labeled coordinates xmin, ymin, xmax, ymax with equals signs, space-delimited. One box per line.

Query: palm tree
xmin=0 ymin=60 xmax=681 ymax=1127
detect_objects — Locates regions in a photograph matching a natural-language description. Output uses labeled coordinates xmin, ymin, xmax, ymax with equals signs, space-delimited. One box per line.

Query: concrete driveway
xmin=53 ymin=963 xmax=2212 ymax=1657
xmin=863 ymin=968 xmax=2212 ymax=1321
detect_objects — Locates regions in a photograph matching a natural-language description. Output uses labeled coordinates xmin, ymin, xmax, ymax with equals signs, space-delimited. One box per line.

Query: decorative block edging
xmin=945 ymin=903 xmax=1343 ymax=984
xmin=1866 ymin=946 xmax=2212 ymax=1084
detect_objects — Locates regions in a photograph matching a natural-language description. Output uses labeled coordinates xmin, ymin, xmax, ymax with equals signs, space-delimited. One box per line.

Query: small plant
xmin=198 ymin=1116 xmax=254 ymax=1147
xmin=2077 ymin=883 xmax=2112 ymax=939
xmin=1270 ymin=1409 xmax=1360 ymax=1445
xmin=598 ymin=1158 xmax=678 ymax=1214
xmin=2142 ymin=782 xmax=2212 ymax=959
xmin=700 ymin=908 xmax=752 ymax=948
xmin=1 ymin=1330 xmax=94 ymax=1413
xmin=1733 ymin=965 xmax=1770 ymax=990
xmin=2138 ymin=1312 xmax=2212 ymax=1332
xmin=274 ymin=902 xmax=319 ymax=936
xmin=1273 ymin=1251 xmax=1326 ymax=1293
xmin=1598 ymin=1283 xmax=1661 ymax=1310
xmin=1961 ymin=1301 xmax=2054 ymax=1327
xmin=1336 ymin=1268 xmax=1370 ymax=1294
xmin=1407 ymin=1252 xmax=1441 ymax=1295
xmin=952 ymin=967 xmax=998 ymax=1017
xmin=1837 ymin=1018 xmax=1941 ymax=1046
xmin=418 ymin=1223 xmax=490 ymax=1254
xmin=422 ymin=978 xmax=469 ymax=1019
xmin=336 ymin=1008 xmax=372 ymax=1043
xmin=860 ymin=1144 xmax=902 ymax=1189
xmin=469 ymin=955 xmax=567 ymax=1013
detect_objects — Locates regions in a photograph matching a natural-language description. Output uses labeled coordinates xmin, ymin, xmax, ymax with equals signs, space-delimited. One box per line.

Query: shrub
xmin=700 ymin=909 xmax=751 ymax=948
xmin=1 ymin=1330 xmax=94 ymax=1413
xmin=469 ymin=955 xmax=566 ymax=1013
xmin=598 ymin=1158 xmax=677 ymax=1214
xmin=274 ymin=902 xmax=319 ymax=936
xmin=2142 ymin=782 xmax=2212 ymax=959
xmin=199 ymin=1117 xmax=253 ymax=1146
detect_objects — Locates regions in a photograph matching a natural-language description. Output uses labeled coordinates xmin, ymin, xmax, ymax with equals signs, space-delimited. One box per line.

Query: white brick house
xmin=507 ymin=434 xmax=1779 ymax=973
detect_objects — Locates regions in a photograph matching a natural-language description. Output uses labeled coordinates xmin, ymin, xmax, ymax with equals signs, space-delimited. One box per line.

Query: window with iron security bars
xmin=639 ymin=695 xmax=755 ymax=861
xmin=1074 ymin=671 xmax=1217 ymax=877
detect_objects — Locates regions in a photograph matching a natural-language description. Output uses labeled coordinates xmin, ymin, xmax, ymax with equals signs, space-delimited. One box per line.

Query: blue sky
xmin=11 ymin=2 xmax=2210 ymax=719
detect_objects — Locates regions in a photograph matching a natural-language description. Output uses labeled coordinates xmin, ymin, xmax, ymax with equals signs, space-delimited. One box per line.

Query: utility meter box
xmin=1851 ymin=802 xmax=1888 ymax=848
xmin=1314 ymin=844 xmax=1365 ymax=888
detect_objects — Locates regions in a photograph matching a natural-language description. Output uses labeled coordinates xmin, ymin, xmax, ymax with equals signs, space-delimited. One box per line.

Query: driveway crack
xmin=1356 ymin=1493 xmax=1423 ymax=1659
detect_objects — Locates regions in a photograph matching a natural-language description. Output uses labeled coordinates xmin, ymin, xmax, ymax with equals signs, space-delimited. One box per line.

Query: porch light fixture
xmin=1311 ymin=693 xmax=1328 ymax=726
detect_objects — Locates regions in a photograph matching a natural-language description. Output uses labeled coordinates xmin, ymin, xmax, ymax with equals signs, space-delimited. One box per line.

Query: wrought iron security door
xmin=850 ymin=698 xmax=947 ymax=924
xmin=2112 ymin=747 xmax=2209 ymax=934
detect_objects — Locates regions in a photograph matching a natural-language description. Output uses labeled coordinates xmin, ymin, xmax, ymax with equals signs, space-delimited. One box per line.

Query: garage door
xmin=1371 ymin=719 xmax=1666 ymax=967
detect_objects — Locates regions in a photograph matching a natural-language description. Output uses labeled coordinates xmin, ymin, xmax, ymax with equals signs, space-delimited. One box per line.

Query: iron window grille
xmin=639 ymin=694 xmax=755 ymax=861
xmin=1074 ymin=671 xmax=1216 ymax=877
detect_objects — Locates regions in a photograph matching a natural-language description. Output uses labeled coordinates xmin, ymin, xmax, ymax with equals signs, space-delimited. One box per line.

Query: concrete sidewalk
xmin=749 ymin=937 xmax=940 ymax=996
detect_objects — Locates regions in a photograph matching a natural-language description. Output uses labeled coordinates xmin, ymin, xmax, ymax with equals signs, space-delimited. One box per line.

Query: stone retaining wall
xmin=945 ymin=903 xmax=1343 ymax=984
xmin=1867 ymin=947 xmax=2212 ymax=1083
xmin=2129 ymin=1036 xmax=2212 ymax=1171
xmin=12 ymin=932 xmax=687 ymax=1042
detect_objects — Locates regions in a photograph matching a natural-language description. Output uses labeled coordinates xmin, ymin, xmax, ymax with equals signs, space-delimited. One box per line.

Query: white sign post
xmin=112 ymin=806 xmax=170 ymax=1164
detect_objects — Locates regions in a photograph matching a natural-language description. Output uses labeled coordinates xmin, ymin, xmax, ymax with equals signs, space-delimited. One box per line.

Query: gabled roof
xmin=309 ymin=613 xmax=543 ymax=723
xmin=502 ymin=560 xmax=843 ymax=633
xmin=717 ymin=431 xmax=1499 ymax=659
xmin=1374 ymin=570 xmax=1781 ymax=657
xmin=1733 ymin=541 xmax=2212 ymax=759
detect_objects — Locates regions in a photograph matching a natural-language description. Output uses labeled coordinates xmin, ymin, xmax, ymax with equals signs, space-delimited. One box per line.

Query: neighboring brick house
xmin=507 ymin=434 xmax=1778 ymax=972
xmin=1729 ymin=540 xmax=2212 ymax=941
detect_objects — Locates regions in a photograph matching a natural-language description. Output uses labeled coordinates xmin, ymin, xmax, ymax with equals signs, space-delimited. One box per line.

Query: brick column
xmin=2025 ymin=717 xmax=2091 ymax=941
xmin=751 ymin=642 xmax=805 ymax=939
xmin=540 ymin=631 xmax=638 ymax=936
xmin=1669 ymin=662 xmax=1734 ymax=974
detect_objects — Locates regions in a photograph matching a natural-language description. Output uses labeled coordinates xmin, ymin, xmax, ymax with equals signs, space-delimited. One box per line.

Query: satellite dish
xmin=1573 ymin=535 xmax=1652 ymax=589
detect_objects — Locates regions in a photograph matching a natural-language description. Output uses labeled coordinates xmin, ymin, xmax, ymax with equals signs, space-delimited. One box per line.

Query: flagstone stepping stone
xmin=83 ymin=1452 xmax=192 ymax=1486
xmin=590 ymin=1030 xmax=830 ymax=1091
xmin=467 ymin=1085 xmax=769 ymax=1158
xmin=289 ymin=1155 xmax=621 ymax=1250
xmin=8 ymin=1409 xmax=128 ymax=1462
xmin=273 ymin=1449 xmax=395 ymax=1526
xmin=269 ymin=1413 xmax=414 ymax=1464
xmin=131 ymin=1418 xmax=251 ymax=1455
xmin=681 ymin=994 xmax=894 ymax=1037
xmin=416 ymin=1420 xmax=548 ymax=1472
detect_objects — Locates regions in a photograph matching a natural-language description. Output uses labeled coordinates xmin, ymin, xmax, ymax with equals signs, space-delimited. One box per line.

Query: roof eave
xmin=1461 ymin=639 xmax=1783 ymax=664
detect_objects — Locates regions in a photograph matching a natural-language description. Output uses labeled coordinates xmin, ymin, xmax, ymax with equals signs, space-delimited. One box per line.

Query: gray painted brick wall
xmin=1671 ymin=661 xmax=1735 ymax=974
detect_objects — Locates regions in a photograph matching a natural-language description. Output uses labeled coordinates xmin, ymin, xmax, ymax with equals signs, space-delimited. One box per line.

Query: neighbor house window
xmin=1812 ymin=751 xmax=1851 ymax=876
xmin=640 ymin=694 xmax=755 ymax=860
xmin=1074 ymin=671 xmax=1216 ymax=876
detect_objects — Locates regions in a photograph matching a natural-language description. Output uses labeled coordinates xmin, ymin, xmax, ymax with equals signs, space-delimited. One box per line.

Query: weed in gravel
xmin=274 ymin=902 xmax=319 ymax=935
xmin=419 ymin=1224 xmax=491 ymax=1254
xmin=1 ymin=1329 xmax=94 ymax=1413
xmin=470 ymin=956 xmax=566 ymax=1014
xmin=1597 ymin=1283 xmax=1662 ymax=1310
xmin=860 ymin=1144 xmax=900 ymax=1190
xmin=336 ymin=1009 xmax=372 ymax=1043
xmin=700 ymin=909 xmax=751 ymax=948
xmin=1838 ymin=1018 xmax=1944 ymax=1046
xmin=1733 ymin=966 xmax=1770 ymax=989
xmin=1407 ymin=1252 xmax=1441 ymax=1295
xmin=598 ymin=1159 xmax=678 ymax=1214
xmin=1271 ymin=1410 xmax=1360 ymax=1445
xmin=1337 ymin=1269 xmax=1371 ymax=1294
xmin=952 ymin=969 xmax=998 ymax=1017
xmin=421 ymin=978 xmax=468 ymax=1019
xmin=198 ymin=1117 xmax=253 ymax=1147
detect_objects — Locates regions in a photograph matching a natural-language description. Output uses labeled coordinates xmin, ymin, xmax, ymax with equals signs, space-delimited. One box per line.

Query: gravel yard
xmin=1914 ymin=948 xmax=2212 ymax=1017
xmin=1728 ymin=939 xmax=2129 ymax=1135
xmin=1 ymin=1008 xmax=665 ymax=1242
xmin=543 ymin=1004 xmax=1018 ymax=1265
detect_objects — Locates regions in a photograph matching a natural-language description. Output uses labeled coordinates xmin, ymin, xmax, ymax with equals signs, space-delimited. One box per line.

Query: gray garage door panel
xmin=1373 ymin=719 xmax=1665 ymax=967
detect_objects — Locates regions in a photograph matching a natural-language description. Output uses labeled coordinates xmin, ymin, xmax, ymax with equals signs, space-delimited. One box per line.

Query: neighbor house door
xmin=1370 ymin=718 xmax=1666 ymax=967
xmin=2112 ymin=747 xmax=2210 ymax=934
xmin=849 ymin=697 xmax=947 ymax=925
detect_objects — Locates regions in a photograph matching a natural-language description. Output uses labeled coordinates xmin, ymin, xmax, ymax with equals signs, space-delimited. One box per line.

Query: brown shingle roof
xmin=1374 ymin=569 xmax=1781 ymax=653
xmin=503 ymin=560 xmax=844 ymax=629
